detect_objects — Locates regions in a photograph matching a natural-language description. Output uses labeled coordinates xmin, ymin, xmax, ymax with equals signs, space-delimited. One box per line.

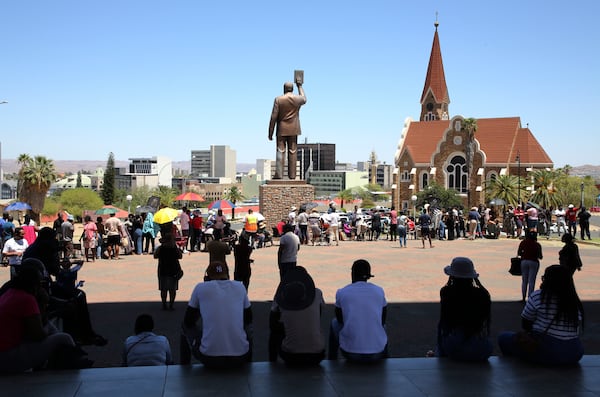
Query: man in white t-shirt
xmin=2 ymin=227 xmax=29 ymax=278
xmin=328 ymin=211 xmax=340 ymax=246
xmin=554 ymin=206 xmax=566 ymax=235
xmin=182 ymin=261 xmax=252 ymax=368
xmin=328 ymin=259 xmax=388 ymax=362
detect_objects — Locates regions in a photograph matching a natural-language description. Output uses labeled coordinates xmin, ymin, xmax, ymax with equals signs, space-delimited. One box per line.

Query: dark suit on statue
xmin=268 ymin=83 xmax=306 ymax=179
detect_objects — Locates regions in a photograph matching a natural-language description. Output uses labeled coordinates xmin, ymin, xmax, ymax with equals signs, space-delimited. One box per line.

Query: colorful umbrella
xmin=4 ymin=202 xmax=32 ymax=211
xmin=208 ymin=199 xmax=236 ymax=210
xmin=174 ymin=192 xmax=204 ymax=202
xmin=153 ymin=207 xmax=179 ymax=224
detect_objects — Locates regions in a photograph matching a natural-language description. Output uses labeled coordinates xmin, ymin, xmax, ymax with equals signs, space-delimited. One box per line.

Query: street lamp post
xmin=581 ymin=183 xmax=585 ymax=208
xmin=411 ymin=195 xmax=418 ymax=219
xmin=516 ymin=150 xmax=521 ymax=207
xmin=126 ymin=194 xmax=133 ymax=214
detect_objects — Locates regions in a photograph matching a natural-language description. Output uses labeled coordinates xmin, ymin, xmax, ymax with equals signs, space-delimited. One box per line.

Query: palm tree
xmin=529 ymin=169 xmax=560 ymax=209
xmin=462 ymin=118 xmax=478 ymax=206
xmin=223 ymin=186 xmax=245 ymax=220
xmin=17 ymin=154 xmax=57 ymax=224
xmin=336 ymin=189 xmax=354 ymax=210
xmin=486 ymin=174 xmax=520 ymax=207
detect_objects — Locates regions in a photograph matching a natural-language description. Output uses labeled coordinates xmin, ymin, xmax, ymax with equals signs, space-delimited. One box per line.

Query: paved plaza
xmin=3 ymin=233 xmax=599 ymax=368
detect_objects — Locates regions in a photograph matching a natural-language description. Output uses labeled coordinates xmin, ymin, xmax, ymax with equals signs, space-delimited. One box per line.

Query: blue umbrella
xmin=4 ymin=201 xmax=32 ymax=211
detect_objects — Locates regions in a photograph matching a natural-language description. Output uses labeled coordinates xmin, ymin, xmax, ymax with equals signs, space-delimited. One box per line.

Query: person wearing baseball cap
xmin=182 ymin=261 xmax=252 ymax=368
xmin=328 ymin=259 xmax=388 ymax=362
xmin=434 ymin=257 xmax=492 ymax=361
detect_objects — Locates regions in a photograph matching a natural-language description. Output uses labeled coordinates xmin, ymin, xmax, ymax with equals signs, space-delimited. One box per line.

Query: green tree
xmin=486 ymin=175 xmax=520 ymax=207
xmin=354 ymin=186 xmax=375 ymax=209
xmin=529 ymin=169 xmax=560 ymax=209
xmin=336 ymin=189 xmax=354 ymax=210
xmin=223 ymin=186 xmax=245 ymax=220
xmin=17 ymin=154 xmax=57 ymax=224
xmin=60 ymin=188 xmax=104 ymax=221
xmin=76 ymin=171 xmax=83 ymax=188
xmin=155 ymin=185 xmax=177 ymax=208
xmin=416 ymin=182 xmax=462 ymax=210
xmin=462 ymin=118 xmax=478 ymax=207
xmin=101 ymin=152 xmax=116 ymax=205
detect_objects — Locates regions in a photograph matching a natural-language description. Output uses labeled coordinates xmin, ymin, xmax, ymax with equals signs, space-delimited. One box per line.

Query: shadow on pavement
xmin=84 ymin=300 xmax=600 ymax=368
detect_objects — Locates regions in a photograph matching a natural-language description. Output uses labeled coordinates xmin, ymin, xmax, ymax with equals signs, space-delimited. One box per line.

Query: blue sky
xmin=1 ymin=1 xmax=598 ymax=168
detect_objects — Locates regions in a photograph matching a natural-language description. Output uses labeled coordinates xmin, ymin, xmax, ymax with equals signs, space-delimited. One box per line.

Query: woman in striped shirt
xmin=498 ymin=265 xmax=584 ymax=365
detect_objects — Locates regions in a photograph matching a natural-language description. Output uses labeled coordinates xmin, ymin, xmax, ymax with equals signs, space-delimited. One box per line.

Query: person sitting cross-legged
xmin=269 ymin=266 xmax=325 ymax=366
xmin=328 ymin=259 xmax=388 ymax=363
xmin=123 ymin=314 xmax=172 ymax=367
xmin=181 ymin=261 xmax=252 ymax=368
xmin=434 ymin=257 xmax=493 ymax=361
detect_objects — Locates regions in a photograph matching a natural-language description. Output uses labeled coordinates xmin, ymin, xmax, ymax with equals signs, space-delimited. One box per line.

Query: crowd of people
xmin=0 ymin=201 xmax=591 ymax=372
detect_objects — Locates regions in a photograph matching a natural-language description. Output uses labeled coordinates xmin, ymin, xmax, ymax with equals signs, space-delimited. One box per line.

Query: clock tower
xmin=420 ymin=20 xmax=450 ymax=122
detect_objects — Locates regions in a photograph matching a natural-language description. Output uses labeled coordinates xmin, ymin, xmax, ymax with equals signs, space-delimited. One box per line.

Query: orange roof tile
xmin=403 ymin=117 xmax=553 ymax=166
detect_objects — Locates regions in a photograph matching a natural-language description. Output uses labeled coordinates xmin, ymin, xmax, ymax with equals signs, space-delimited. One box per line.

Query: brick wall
xmin=259 ymin=181 xmax=315 ymax=229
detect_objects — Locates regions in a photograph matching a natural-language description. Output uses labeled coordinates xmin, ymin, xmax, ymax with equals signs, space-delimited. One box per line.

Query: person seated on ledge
xmin=181 ymin=261 xmax=252 ymax=368
xmin=498 ymin=264 xmax=584 ymax=366
xmin=0 ymin=260 xmax=92 ymax=372
xmin=22 ymin=227 xmax=107 ymax=347
xmin=123 ymin=314 xmax=172 ymax=367
xmin=269 ymin=266 xmax=325 ymax=366
xmin=434 ymin=257 xmax=492 ymax=361
xmin=328 ymin=259 xmax=388 ymax=362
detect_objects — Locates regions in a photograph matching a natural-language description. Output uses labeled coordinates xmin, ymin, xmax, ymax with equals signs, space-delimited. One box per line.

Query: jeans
xmin=521 ymin=259 xmax=540 ymax=299
xmin=498 ymin=331 xmax=583 ymax=365
xmin=436 ymin=330 xmax=492 ymax=362
xmin=438 ymin=221 xmax=446 ymax=239
xmin=96 ymin=234 xmax=103 ymax=258
xmin=328 ymin=319 xmax=387 ymax=362
xmin=133 ymin=228 xmax=143 ymax=255
xmin=397 ymin=225 xmax=407 ymax=247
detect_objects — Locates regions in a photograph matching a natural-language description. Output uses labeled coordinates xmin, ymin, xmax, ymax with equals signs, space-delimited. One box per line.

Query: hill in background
xmin=1 ymin=159 xmax=255 ymax=175
xmin=1 ymin=159 xmax=598 ymax=179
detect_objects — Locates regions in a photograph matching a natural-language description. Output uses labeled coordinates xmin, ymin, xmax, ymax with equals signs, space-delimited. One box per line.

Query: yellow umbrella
xmin=153 ymin=207 xmax=179 ymax=224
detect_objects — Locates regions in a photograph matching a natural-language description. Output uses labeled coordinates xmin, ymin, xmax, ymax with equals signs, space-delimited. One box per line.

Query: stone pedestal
xmin=260 ymin=180 xmax=315 ymax=230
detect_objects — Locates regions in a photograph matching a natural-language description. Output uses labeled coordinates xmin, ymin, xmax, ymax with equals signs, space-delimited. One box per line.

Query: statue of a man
xmin=268 ymin=80 xmax=306 ymax=179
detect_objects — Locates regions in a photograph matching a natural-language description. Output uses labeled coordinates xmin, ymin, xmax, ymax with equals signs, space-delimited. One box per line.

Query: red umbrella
xmin=174 ymin=192 xmax=204 ymax=202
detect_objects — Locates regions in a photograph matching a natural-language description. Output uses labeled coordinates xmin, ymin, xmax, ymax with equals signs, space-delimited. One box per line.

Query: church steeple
xmin=420 ymin=18 xmax=450 ymax=122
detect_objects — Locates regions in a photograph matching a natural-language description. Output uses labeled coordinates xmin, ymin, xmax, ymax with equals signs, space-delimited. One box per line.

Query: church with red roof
xmin=393 ymin=21 xmax=553 ymax=211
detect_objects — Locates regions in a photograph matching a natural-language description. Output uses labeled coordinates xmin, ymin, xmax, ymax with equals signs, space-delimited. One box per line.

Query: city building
xmin=307 ymin=170 xmax=368 ymax=197
xmin=50 ymin=168 xmax=104 ymax=193
xmin=115 ymin=156 xmax=173 ymax=190
xmin=297 ymin=142 xmax=336 ymax=180
xmin=191 ymin=145 xmax=236 ymax=180
xmin=368 ymin=163 xmax=394 ymax=189
xmin=256 ymin=159 xmax=272 ymax=181
xmin=393 ymin=21 xmax=553 ymax=211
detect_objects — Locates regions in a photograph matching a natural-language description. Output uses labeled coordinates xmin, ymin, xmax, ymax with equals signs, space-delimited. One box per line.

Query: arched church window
xmin=421 ymin=172 xmax=429 ymax=189
xmin=446 ymin=156 xmax=467 ymax=193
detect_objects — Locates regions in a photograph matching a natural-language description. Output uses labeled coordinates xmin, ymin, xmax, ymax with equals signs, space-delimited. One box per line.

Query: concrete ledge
xmin=3 ymin=356 xmax=600 ymax=396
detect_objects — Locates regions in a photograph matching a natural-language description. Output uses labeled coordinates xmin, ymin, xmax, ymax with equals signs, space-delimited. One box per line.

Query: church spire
xmin=420 ymin=18 xmax=450 ymax=122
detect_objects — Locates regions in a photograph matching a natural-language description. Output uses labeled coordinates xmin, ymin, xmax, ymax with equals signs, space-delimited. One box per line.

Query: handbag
xmin=515 ymin=316 xmax=555 ymax=354
xmin=509 ymin=257 xmax=522 ymax=276
xmin=175 ymin=269 xmax=184 ymax=280
xmin=515 ymin=331 xmax=540 ymax=353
